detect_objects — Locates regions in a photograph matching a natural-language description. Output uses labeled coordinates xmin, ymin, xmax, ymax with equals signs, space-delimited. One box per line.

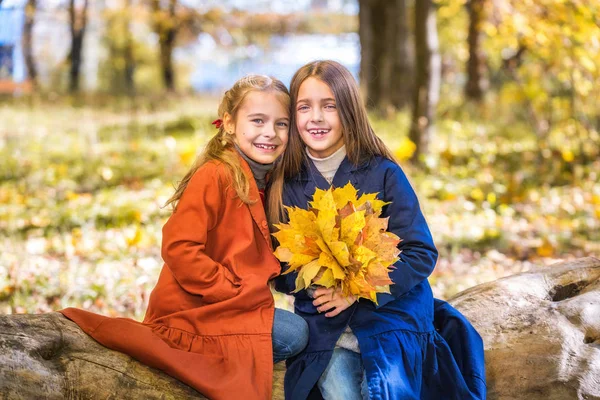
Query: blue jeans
xmin=272 ymin=308 xmax=309 ymax=363
xmin=318 ymin=348 xmax=369 ymax=400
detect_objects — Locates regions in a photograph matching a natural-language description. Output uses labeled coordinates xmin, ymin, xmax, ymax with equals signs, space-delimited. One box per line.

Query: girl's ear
xmin=223 ymin=113 xmax=235 ymax=134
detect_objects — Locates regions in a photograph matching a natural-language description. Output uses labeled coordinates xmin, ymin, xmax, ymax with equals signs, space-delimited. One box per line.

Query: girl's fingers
xmin=325 ymin=308 xmax=343 ymax=317
xmin=312 ymin=287 xmax=334 ymax=299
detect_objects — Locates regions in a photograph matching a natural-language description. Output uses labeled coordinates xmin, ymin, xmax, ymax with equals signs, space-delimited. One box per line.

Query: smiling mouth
xmin=254 ymin=143 xmax=278 ymax=151
xmin=308 ymin=129 xmax=330 ymax=138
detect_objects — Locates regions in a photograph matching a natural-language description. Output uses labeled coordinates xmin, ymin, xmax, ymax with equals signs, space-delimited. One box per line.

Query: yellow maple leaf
xmin=318 ymin=251 xmax=346 ymax=280
xmin=314 ymin=193 xmax=339 ymax=244
xmin=356 ymin=193 xmax=388 ymax=215
xmin=287 ymin=207 xmax=319 ymax=237
xmin=329 ymin=241 xmax=351 ymax=267
xmin=332 ymin=182 xmax=359 ymax=209
xmin=313 ymin=268 xmax=336 ymax=288
xmin=340 ymin=210 xmax=366 ymax=246
xmin=300 ymin=259 xmax=323 ymax=288
xmin=308 ymin=188 xmax=329 ymax=209
xmin=353 ymin=245 xmax=377 ymax=266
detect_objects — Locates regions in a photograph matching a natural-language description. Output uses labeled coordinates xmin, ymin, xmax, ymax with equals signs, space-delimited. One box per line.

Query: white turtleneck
xmin=306 ymin=145 xmax=347 ymax=184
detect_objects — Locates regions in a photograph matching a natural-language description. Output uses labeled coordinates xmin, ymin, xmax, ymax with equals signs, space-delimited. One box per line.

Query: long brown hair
xmin=165 ymin=75 xmax=290 ymax=210
xmin=267 ymin=60 xmax=396 ymax=225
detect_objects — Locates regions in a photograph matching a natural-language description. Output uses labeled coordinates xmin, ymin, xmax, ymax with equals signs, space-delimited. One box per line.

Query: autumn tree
xmin=488 ymin=0 xmax=600 ymax=159
xmin=409 ymin=0 xmax=440 ymax=163
xmin=68 ymin=0 xmax=90 ymax=93
xmin=22 ymin=0 xmax=37 ymax=88
xmin=150 ymin=0 xmax=178 ymax=92
xmin=359 ymin=0 xmax=413 ymax=114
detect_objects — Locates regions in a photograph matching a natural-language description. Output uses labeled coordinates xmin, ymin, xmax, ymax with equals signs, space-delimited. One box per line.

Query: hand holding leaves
xmin=312 ymin=286 xmax=357 ymax=317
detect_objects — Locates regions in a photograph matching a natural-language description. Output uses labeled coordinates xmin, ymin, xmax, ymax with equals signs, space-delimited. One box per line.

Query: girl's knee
xmin=272 ymin=309 xmax=309 ymax=360
xmin=288 ymin=313 xmax=309 ymax=356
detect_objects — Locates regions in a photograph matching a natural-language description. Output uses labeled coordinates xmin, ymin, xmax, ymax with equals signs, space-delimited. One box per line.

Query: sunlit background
xmin=1 ymin=0 xmax=599 ymax=319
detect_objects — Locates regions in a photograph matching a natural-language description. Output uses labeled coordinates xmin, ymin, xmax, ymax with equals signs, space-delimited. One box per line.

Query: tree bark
xmin=22 ymin=0 xmax=37 ymax=88
xmin=389 ymin=0 xmax=413 ymax=111
xmin=68 ymin=0 xmax=90 ymax=93
xmin=151 ymin=0 xmax=178 ymax=92
xmin=0 ymin=312 xmax=286 ymax=399
xmin=451 ymin=257 xmax=600 ymax=399
xmin=465 ymin=0 xmax=488 ymax=101
xmin=358 ymin=0 xmax=373 ymax=106
xmin=409 ymin=0 xmax=440 ymax=163
xmin=359 ymin=0 xmax=413 ymax=113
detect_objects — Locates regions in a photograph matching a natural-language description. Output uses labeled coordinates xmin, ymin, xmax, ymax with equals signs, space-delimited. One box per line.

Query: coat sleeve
xmin=376 ymin=164 xmax=438 ymax=308
xmin=161 ymin=165 xmax=241 ymax=303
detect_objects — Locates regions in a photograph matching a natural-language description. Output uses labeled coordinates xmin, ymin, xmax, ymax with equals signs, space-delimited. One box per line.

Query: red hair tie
xmin=212 ymin=119 xmax=223 ymax=129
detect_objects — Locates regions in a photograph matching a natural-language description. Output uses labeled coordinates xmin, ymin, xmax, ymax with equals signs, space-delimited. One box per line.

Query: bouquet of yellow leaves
xmin=272 ymin=183 xmax=401 ymax=304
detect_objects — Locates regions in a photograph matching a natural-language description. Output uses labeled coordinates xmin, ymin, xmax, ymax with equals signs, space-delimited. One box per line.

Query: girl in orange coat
xmin=60 ymin=75 xmax=308 ymax=400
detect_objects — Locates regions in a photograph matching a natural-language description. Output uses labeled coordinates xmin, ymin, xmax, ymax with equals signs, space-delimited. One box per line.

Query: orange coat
xmin=60 ymin=153 xmax=281 ymax=400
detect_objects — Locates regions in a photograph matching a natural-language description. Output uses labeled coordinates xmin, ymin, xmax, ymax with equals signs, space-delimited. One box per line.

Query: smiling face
xmin=295 ymin=77 xmax=344 ymax=158
xmin=225 ymin=90 xmax=290 ymax=164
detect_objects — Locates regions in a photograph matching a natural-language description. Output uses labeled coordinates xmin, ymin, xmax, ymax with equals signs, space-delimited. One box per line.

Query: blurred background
xmin=0 ymin=0 xmax=598 ymax=318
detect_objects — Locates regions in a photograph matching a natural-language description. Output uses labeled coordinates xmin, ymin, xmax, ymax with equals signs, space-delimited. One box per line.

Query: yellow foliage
xmin=274 ymin=183 xmax=401 ymax=303
xmin=394 ymin=137 xmax=417 ymax=162
xmin=536 ymin=238 xmax=554 ymax=257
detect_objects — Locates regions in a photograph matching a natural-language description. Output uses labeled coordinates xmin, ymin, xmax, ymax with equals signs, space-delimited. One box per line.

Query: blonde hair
xmin=165 ymin=75 xmax=290 ymax=210
xmin=267 ymin=60 xmax=396 ymax=226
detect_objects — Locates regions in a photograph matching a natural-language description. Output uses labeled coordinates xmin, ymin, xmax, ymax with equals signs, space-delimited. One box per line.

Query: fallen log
xmin=450 ymin=256 xmax=600 ymax=400
xmin=1 ymin=257 xmax=599 ymax=399
xmin=0 ymin=311 xmax=285 ymax=399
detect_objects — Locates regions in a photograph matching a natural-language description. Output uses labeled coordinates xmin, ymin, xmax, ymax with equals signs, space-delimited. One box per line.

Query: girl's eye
xmin=325 ymin=104 xmax=336 ymax=110
xmin=252 ymin=119 xmax=264 ymax=124
xmin=297 ymin=105 xmax=309 ymax=112
xmin=277 ymin=122 xmax=289 ymax=128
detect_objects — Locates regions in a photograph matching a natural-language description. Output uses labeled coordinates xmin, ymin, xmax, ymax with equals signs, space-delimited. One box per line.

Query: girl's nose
xmin=311 ymin=109 xmax=324 ymax=123
xmin=263 ymin=124 xmax=277 ymax=138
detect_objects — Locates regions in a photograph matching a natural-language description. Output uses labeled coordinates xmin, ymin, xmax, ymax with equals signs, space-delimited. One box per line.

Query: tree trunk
xmin=68 ymin=0 xmax=90 ymax=93
xmin=409 ymin=0 xmax=440 ymax=164
xmin=390 ymin=0 xmax=413 ymax=111
xmin=465 ymin=0 xmax=487 ymax=101
xmin=359 ymin=0 xmax=413 ymax=114
xmin=123 ymin=0 xmax=135 ymax=95
xmin=22 ymin=0 xmax=37 ymax=88
xmin=358 ymin=0 xmax=373 ymax=106
xmin=151 ymin=0 xmax=177 ymax=92
xmin=0 ymin=312 xmax=287 ymax=399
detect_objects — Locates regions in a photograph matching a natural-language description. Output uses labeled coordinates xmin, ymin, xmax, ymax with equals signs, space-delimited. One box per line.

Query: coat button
xmin=261 ymin=220 xmax=268 ymax=228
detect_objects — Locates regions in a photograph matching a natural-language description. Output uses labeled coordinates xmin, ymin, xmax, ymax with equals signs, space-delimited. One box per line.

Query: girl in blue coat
xmin=268 ymin=60 xmax=486 ymax=400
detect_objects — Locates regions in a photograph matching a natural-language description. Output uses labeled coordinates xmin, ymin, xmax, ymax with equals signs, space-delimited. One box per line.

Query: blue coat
xmin=274 ymin=156 xmax=486 ymax=400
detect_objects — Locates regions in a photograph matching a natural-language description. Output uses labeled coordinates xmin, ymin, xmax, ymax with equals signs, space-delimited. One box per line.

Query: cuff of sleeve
xmin=375 ymin=292 xmax=395 ymax=308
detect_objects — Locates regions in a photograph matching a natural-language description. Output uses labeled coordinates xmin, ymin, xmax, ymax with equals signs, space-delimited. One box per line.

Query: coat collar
xmin=236 ymin=151 xmax=274 ymax=251
xmin=301 ymin=155 xmax=370 ymax=197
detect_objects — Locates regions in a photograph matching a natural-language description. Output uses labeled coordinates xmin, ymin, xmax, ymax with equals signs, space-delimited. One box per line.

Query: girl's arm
xmin=161 ymin=167 xmax=241 ymax=303
xmin=376 ymin=164 xmax=438 ymax=308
